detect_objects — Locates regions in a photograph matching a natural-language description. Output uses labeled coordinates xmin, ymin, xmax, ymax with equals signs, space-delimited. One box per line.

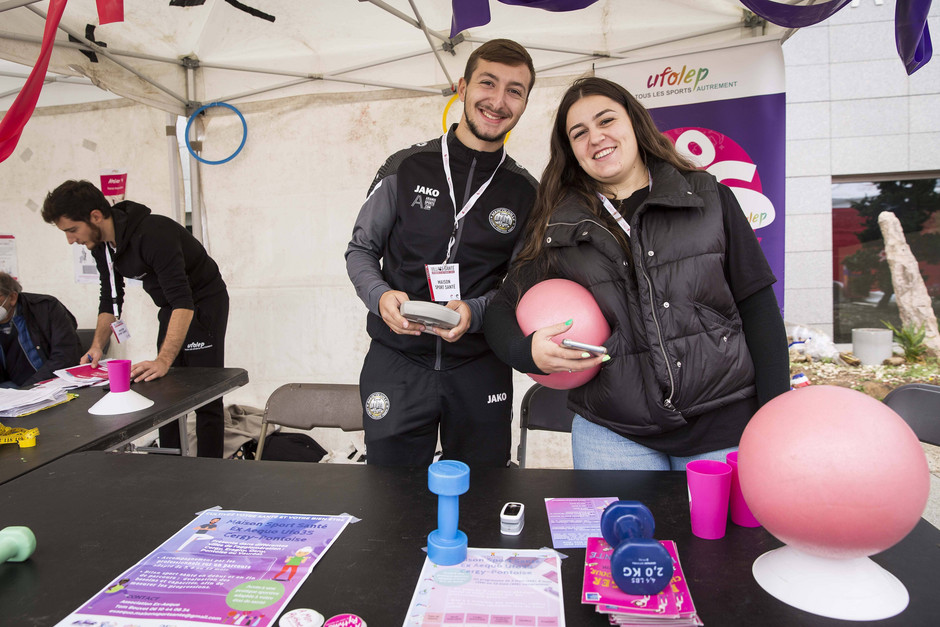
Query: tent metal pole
xmin=186 ymin=66 xmax=206 ymax=247
xmin=407 ymin=0 xmax=454 ymax=87
xmin=166 ymin=113 xmax=184 ymax=227
xmin=362 ymin=0 xmax=450 ymax=43
xmin=461 ymin=35 xmax=619 ymax=59
xmin=0 ymin=0 xmax=41 ymax=13
xmin=533 ymin=23 xmax=749 ymax=73
xmin=319 ymin=74 xmax=442 ymax=94
xmin=0 ymin=30 xmax=190 ymax=65
xmin=330 ymin=48 xmax=432 ymax=76
xmin=24 ymin=4 xmax=189 ymax=107
xmin=213 ymin=78 xmax=314 ymax=104
xmin=190 ymin=61 xmax=441 ymax=95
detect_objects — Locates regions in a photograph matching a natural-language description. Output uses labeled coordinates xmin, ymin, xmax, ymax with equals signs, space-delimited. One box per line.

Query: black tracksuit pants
xmin=360 ymin=340 xmax=513 ymax=468
xmin=157 ymin=292 xmax=229 ymax=458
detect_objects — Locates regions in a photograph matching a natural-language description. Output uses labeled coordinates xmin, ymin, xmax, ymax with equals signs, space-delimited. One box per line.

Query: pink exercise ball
xmin=738 ymin=385 xmax=929 ymax=559
xmin=515 ymin=279 xmax=611 ymax=390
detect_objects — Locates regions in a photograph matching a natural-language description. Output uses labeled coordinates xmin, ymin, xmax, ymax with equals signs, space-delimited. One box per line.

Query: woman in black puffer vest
xmin=484 ymin=77 xmax=789 ymax=470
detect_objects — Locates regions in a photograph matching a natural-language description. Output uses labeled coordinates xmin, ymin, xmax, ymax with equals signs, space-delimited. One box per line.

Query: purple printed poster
xmin=598 ymin=39 xmax=787 ymax=315
xmin=56 ymin=509 xmax=352 ymax=627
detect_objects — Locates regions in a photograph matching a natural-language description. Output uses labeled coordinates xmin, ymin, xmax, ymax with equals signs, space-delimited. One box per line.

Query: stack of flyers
xmin=582 ymin=537 xmax=703 ymax=626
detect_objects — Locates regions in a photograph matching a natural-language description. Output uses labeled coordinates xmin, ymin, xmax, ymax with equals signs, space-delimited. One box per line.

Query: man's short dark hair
xmin=463 ymin=39 xmax=535 ymax=93
xmin=41 ymin=180 xmax=112 ymax=224
xmin=0 ymin=272 xmax=23 ymax=298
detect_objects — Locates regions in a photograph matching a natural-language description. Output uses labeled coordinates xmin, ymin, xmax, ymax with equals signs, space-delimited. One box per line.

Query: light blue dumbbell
xmin=427 ymin=460 xmax=470 ymax=565
xmin=0 ymin=526 xmax=36 ymax=563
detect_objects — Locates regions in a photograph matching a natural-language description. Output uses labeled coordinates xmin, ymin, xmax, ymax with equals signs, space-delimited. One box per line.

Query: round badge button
xmin=279 ymin=608 xmax=325 ymax=627
xmin=324 ymin=614 xmax=367 ymax=627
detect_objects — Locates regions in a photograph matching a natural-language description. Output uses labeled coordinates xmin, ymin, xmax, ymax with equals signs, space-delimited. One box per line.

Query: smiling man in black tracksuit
xmin=42 ymin=180 xmax=229 ymax=458
xmin=346 ymin=40 xmax=538 ymax=468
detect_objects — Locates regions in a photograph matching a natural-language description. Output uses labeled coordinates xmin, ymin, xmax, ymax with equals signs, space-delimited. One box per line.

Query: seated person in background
xmin=0 ymin=272 xmax=83 ymax=388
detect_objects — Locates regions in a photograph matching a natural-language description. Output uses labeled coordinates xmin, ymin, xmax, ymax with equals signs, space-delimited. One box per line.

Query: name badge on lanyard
xmin=426 ymin=263 xmax=460 ymax=302
xmin=111 ymin=319 xmax=132 ymax=343
xmin=425 ymin=132 xmax=506 ymax=301
xmin=105 ymin=245 xmax=131 ymax=343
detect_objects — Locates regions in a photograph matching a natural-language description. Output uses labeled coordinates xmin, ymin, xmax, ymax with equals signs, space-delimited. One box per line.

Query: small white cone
xmin=88 ymin=389 xmax=155 ymax=415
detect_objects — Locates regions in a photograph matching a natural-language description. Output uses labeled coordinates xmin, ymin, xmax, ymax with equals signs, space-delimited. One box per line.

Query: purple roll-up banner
xmin=598 ymin=39 xmax=787 ymax=316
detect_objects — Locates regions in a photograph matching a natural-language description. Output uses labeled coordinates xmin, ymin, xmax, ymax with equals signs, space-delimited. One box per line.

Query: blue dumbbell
xmin=0 ymin=526 xmax=36 ymax=563
xmin=600 ymin=501 xmax=673 ymax=595
xmin=427 ymin=460 xmax=470 ymax=566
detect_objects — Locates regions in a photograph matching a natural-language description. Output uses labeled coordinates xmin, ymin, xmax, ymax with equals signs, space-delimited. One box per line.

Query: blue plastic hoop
xmin=184 ymin=102 xmax=247 ymax=165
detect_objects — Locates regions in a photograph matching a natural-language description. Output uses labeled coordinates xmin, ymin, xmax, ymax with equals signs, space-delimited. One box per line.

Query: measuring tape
xmin=0 ymin=423 xmax=39 ymax=448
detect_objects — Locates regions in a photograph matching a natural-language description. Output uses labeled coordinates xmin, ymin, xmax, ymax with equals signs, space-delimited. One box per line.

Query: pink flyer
xmin=55 ymin=509 xmax=352 ymax=626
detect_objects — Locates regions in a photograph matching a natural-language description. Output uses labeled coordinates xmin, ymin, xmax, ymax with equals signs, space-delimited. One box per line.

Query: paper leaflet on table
xmin=545 ymin=496 xmax=618 ymax=548
xmin=403 ymin=547 xmax=565 ymax=626
xmin=52 ymin=360 xmax=112 ymax=387
xmin=583 ymin=537 xmax=702 ymax=625
xmin=55 ymin=509 xmax=352 ymax=627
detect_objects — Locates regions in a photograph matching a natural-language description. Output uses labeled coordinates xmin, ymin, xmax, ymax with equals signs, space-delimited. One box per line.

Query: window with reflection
xmin=831 ymin=177 xmax=940 ymax=344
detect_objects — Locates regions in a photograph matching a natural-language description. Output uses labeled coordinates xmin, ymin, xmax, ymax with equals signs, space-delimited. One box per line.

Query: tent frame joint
xmin=442 ymin=33 xmax=464 ymax=55
xmin=181 ymin=56 xmax=200 ymax=69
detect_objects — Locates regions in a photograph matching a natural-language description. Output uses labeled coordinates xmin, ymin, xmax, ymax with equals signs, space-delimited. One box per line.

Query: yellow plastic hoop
xmin=441 ymin=93 xmax=511 ymax=144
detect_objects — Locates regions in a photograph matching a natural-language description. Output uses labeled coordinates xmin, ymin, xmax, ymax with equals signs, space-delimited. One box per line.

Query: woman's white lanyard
xmin=439 ymin=132 xmax=506 ymax=263
xmin=104 ymin=245 xmax=121 ymax=319
xmin=595 ymin=169 xmax=652 ymax=239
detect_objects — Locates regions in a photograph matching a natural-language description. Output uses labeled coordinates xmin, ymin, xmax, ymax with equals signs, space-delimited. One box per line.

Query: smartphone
xmin=561 ymin=338 xmax=608 ymax=356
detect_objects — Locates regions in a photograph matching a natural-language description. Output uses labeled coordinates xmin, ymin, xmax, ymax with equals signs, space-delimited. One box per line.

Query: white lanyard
xmin=104 ymin=245 xmax=121 ymax=319
xmin=440 ymin=132 xmax=506 ymax=263
xmin=596 ymin=169 xmax=652 ymax=239
xmin=596 ymin=194 xmax=632 ymax=238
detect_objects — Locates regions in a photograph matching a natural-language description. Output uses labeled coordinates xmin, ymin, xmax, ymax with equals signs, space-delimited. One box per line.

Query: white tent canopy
xmin=1 ymin=0 xmax=788 ymax=115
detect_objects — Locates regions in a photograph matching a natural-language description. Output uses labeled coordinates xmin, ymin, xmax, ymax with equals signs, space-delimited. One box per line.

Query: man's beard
xmin=464 ymin=103 xmax=508 ymax=145
xmin=89 ymin=222 xmax=103 ymax=246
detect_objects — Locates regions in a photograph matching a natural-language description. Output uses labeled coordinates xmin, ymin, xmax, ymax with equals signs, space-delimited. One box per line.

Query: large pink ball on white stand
xmin=738 ymin=385 xmax=929 ymax=620
xmin=515 ymin=279 xmax=611 ymax=390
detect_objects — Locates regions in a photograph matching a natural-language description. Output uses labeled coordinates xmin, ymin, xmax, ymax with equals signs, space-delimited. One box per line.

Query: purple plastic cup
xmin=686 ymin=459 xmax=732 ymax=539
xmin=107 ymin=360 xmax=132 ymax=393
xmin=726 ymin=451 xmax=761 ymax=528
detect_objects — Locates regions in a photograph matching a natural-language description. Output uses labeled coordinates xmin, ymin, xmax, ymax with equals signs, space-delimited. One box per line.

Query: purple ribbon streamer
xmin=740 ymin=0 xmax=932 ymax=74
xmin=451 ymin=0 xmax=599 ymax=38
xmin=896 ymin=0 xmax=933 ymax=74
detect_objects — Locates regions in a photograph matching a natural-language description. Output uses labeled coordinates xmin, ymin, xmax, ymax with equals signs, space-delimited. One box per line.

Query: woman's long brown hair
xmin=514 ymin=77 xmax=697 ymax=274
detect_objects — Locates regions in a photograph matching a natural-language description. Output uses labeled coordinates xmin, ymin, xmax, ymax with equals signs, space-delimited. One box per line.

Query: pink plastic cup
xmin=725 ymin=451 xmax=761 ymax=527
xmin=686 ymin=459 xmax=732 ymax=539
xmin=107 ymin=360 xmax=132 ymax=393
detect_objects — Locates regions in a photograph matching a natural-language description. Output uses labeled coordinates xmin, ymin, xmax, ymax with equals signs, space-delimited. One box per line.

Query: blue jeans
xmin=571 ymin=415 xmax=737 ymax=471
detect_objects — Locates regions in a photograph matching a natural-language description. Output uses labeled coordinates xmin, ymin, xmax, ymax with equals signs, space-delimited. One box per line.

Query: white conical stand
xmin=88 ymin=389 xmax=154 ymax=415
xmin=753 ymin=545 xmax=909 ymax=621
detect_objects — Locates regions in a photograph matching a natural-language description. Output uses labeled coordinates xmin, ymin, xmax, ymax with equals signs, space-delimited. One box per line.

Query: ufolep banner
xmin=597 ymin=39 xmax=786 ymax=313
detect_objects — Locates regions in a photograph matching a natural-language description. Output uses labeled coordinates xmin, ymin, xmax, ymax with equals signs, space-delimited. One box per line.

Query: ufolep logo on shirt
xmin=411 ymin=184 xmax=440 ymax=211
xmin=488 ymin=208 xmax=516 ymax=234
xmin=365 ymin=392 xmax=390 ymax=419
xmin=184 ymin=340 xmax=213 ymax=352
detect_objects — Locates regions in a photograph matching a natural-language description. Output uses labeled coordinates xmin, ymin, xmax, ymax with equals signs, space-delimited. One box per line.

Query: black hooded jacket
xmin=91 ymin=201 xmax=226 ymax=315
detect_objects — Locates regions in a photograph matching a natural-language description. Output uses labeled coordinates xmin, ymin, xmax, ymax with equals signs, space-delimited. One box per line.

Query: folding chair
xmin=518 ymin=383 xmax=575 ymax=468
xmin=256 ymin=383 xmax=363 ymax=460
xmin=883 ymin=383 xmax=940 ymax=446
